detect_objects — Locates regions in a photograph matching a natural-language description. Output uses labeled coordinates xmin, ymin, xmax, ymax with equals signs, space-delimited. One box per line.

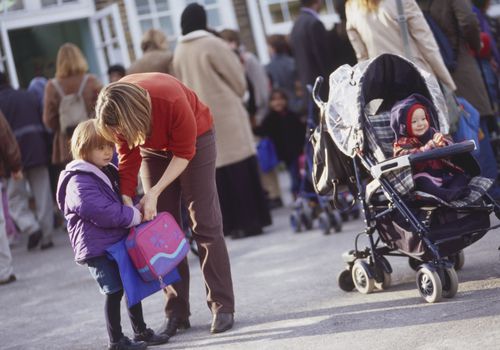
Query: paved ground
xmin=2 ymin=191 xmax=500 ymax=350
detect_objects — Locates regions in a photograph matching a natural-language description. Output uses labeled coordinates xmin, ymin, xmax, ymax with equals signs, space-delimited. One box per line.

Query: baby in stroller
xmin=391 ymin=94 xmax=470 ymax=202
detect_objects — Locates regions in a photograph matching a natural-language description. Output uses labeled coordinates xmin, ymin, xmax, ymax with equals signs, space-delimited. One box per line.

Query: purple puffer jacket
xmin=56 ymin=160 xmax=141 ymax=263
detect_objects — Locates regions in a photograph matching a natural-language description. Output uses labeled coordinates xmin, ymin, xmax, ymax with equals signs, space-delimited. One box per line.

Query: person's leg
xmin=105 ymin=289 xmax=125 ymax=343
xmin=127 ymin=302 xmax=146 ymax=335
xmin=6 ymin=176 xmax=42 ymax=249
xmin=0 ymin=180 xmax=15 ymax=283
xmin=180 ymin=131 xmax=234 ymax=316
xmin=288 ymin=158 xmax=301 ymax=198
xmin=26 ymin=166 xmax=54 ymax=247
xmin=139 ymin=150 xmax=189 ymax=319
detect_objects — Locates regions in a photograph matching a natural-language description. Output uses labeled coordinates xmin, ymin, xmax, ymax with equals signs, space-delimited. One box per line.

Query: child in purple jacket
xmin=56 ymin=120 xmax=169 ymax=350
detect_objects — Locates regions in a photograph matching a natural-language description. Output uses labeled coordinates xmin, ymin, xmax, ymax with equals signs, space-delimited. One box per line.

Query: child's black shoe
xmin=108 ymin=336 xmax=147 ymax=350
xmin=134 ymin=328 xmax=169 ymax=346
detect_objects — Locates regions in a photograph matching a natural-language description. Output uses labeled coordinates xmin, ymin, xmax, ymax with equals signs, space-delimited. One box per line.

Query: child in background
xmin=391 ymin=93 xmax=470 ymax=202
xmin=254 ymin=89 xmax=306 ymax=198
xmin=56 ymin=120 xmax=168 ymax=350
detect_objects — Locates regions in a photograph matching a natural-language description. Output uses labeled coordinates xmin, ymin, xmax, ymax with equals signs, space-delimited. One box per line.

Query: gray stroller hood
xmin=321 ymin=54 xmax=449 ymax=158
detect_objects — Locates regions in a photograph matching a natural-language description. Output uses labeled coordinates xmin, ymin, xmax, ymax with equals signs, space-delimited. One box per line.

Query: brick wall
xmin=94 ymin=0 xmax=137 ymax=61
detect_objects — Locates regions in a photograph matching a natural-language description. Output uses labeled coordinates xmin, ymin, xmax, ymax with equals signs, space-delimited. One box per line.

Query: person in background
xmin=0 ymin=72 xmax=54 ymax=250
xmin=266 ymin=34 xmax=303 ymax=114
xmin=329 ymin=0 xmax=357 ymax=71
xmin=254 ymin=89 xmax=306 ymax=199
xmin=219 ymin=29 xmax=283 ymax=210
xmin=346 ymin=0 xmax=456 ymax=92
xmin=43 ymin=43 xmax=102 ymax=168
xmin=57 ymin=120 xmax=168 ymax=350
xmin=127 ymin=29 xmax=174 ymax=76
xmin=108 ymin=64 xmax=126 ymax=83
xmin=290 ymin=0 xmax=331 ymax=100
xmin=173 ymin=3 xmax=271 ymax=239
xmin=0 ymin=111 xmax=22 ymax=285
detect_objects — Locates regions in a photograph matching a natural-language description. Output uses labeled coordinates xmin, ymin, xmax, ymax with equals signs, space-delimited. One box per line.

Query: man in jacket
xmin=290 ymin=0 xmax=331 ymax=99
xmin=0 ymin=111 xmax=22 ymax=285
xmin=0 ymin=72 xmax=54 ymax=250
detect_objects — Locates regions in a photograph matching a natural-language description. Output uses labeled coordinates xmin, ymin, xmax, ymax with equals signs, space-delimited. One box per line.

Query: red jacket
xmin=117 ymin=73 xmax=213 ymax=197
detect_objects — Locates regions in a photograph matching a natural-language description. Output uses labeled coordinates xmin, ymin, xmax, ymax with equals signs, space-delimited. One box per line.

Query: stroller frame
xmin=311 ymin=55 xmax=500 ymax=303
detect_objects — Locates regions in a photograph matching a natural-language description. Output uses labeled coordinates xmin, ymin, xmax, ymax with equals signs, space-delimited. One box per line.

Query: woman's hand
xmin=139 ymin=189 xmax=159 ymax=221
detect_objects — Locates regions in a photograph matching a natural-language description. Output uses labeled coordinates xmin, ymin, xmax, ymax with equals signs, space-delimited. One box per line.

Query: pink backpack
xmin=126 ymin=212 xmax=189 ymax=287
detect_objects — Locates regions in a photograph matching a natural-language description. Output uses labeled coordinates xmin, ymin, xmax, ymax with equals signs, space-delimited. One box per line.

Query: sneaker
xmin=134 ymin=328 xmax=169 ymax=346
xmin=0 ymin=274 xmax=16 ymax=286
xmin=108 ymin=336 xmax=147 ymax=350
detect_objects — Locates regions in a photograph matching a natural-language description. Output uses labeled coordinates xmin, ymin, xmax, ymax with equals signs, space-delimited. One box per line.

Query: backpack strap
xmin=77 ymin=74 xmax=89 ymax=96
xmin=51 ymin=79 xmax=65 ymax=97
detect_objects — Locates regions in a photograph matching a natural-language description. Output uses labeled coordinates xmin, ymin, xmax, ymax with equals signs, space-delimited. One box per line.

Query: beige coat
xmin=42 ymin=74 xmax=102 ymax=165
xmin=173 ymin=30 xmax=255 ymax=168
xmin=126 ymin=50 xmax=174 ymax=75
xmin=346 ymin=0 xmax=456 ymax=91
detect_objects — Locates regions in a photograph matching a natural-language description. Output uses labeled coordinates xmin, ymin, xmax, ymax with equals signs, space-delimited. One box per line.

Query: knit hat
xmin=390 ymin=93 xmax=436 ymax=141
xmin=181 ymin=3 xmax=207 ymax=35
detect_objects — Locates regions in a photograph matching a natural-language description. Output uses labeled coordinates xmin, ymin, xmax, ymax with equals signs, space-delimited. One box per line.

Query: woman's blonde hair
xmin=352 ymin=0 xmax=380 ymax=11
xmin=55 ymin=43 xmax=89 ymax=79
xmin=141 ymin=29 xmax=169 ymax=52
xmin=95 ymin=82 xmax=151 ymax=149
xmin=71 ymin=119 xmax=114 ymax=161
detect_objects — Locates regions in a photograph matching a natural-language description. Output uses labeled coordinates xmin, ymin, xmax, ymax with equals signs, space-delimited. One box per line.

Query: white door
xmin=89 ymin=4 xmax=131 ymax=84
xmin=0 ymin=22 xmax=18 ymax=88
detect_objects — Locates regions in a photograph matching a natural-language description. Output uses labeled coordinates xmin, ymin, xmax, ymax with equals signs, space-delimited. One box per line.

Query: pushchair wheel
xmin=337 ymin=269 xmax=355 ymax=292
xmin=375 ymin=271 xmax=392 ymax=290
xmin=447 ymin=250 xmax=465 ymax=271
xmin=416 ymin=266 xmax=442 ymax=303
xmin=352 ymin=261 xmax=375 ymax=294
xmin=408 ymin=257 xmax=421 ymax=271
xmin=441 ymin=268 xmax=458 ymax=299
xmin=318 ymin=212 xmax=331 ymax=235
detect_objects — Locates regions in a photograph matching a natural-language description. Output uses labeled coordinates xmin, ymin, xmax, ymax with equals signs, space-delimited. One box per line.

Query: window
xmin=125 ymin=0 xmax=237 ymax=56
xmin=259 ymin=0 xmax=338 ymax=34
xmin=0 ymin=0 xmax=24 ymax=13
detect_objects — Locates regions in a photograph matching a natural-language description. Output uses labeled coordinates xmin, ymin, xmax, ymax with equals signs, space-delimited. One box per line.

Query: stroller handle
xmin=312 ymin=76 xmax=325 ymax=108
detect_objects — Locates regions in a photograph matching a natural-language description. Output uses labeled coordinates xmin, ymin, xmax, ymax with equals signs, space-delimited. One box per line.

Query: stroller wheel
xmin=374 ymin=257 xmax=392 ymax=290
xmin=416 ymin=266 xmax=442 ymax=303
xmin=375 ymin=271 xmax=392 ymax=290
xmin=318 ymin=212 xmax=331 ymax=235
xmin=408 ymin=257 xmax=421 ymax=271
xmin=352 ymin=261 xmax=375 ymax=294
xmin=441 ymin=268 xmax=458 ymax=299
xmin=337 ymin=269 xmax=355 ymax=292
xmin=447 ymin=250 xmax=465 ymax=271
xmin=329 ymin=210 xmax=343 ymax=233
xmin=290 ymin=213 xmax=302 ymax=233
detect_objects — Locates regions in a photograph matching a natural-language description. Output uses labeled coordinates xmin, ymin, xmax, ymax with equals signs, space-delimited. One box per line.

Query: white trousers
xmin=0 ymin=180 xmax=13 ymax=280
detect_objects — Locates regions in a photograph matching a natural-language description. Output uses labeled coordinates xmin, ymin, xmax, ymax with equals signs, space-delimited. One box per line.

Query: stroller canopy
xmin=324 ymin=54 xmax=449 ymax=158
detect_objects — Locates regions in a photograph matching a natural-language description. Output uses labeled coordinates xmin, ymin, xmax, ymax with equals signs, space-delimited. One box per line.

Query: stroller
xmin=314 ymin=54 xmax=500 ymax=303
xmin=290 ymin=88 xmax=343 ymax=235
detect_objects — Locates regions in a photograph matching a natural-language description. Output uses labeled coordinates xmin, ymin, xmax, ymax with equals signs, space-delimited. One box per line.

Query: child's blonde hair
xmin=95 ymin=82 xmax=151 ymax=149
xmin=71 ymin=119 xmax=114 ymax=161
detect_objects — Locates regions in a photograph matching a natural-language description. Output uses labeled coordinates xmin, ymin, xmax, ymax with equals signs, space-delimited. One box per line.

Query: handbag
xmin=452 ymin=97 xmax=480 ymax=156
xmin=257 ymin=137 xmax=280 ymax=172
xmin=126 ymin=212 xmax=189 ymax=287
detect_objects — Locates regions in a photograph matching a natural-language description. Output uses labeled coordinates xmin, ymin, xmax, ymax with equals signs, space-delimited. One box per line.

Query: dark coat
xmin=56 ymin=160 xmax=141 ymax=263
xmin=254 ymin=110 xmax=305 ymax=166
xmin=0 ymin=84 xmax=49 ymax=169
xmin=417 ymin=0 xmax=493 ymax=117
xmin=290 ymin=8 xmax=330 ymax=98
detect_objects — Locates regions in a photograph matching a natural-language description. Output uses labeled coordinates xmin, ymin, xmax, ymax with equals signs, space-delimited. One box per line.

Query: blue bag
xmin=106 ymin=238 xmax=180 ymax=307
xmin=452 ymin=97 xmax=480 ymax=156
xmin=257 ymin=138 xmax=279 ymax=172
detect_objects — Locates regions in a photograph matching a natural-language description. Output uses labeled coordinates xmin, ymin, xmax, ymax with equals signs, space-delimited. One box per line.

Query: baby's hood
xmin=390 ymin=93 xmax=438 ymax=139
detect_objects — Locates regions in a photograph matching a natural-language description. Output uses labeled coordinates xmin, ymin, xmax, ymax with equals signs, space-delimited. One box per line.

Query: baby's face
xmin=410 ymin=108 xmax=429 ymax=137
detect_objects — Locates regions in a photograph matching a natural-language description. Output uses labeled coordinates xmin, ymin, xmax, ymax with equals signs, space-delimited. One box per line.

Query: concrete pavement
xmin=1 ymin=199 xmax=500 ymax=349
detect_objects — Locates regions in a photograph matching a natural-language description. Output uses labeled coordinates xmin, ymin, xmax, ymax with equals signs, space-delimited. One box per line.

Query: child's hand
xmin=432 ymin=133 xmax=447 ymax=147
